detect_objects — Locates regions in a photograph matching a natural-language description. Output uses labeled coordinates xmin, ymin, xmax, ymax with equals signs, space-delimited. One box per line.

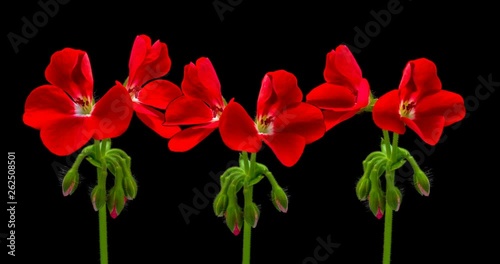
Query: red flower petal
xmin=324 ymin=45 xmax=362 ymax=85
xmin=219 ymin=100 xmax=261 ymax=153
xmin=44 ymin=48 xmax=93 ymax=100
xmin=134 ymin=103 xmax=180 ymax=138
xmin=128 ymin=35 xmax=171 ymax=88
xmin=129 ymin=35 xmax=150 ymax=84
xmin=415 ymin=90 xmax=466 ymax=126
xmin=306 ymin=83 xmax=356 ymax=110
xmin=403 ymin=115 xmax=445 ymax=146
xmin=137 ymin=79 xmax=182 ymax=109
xmin=168 ymin=122 xmax=219 ymax=152
xmin=356 ymin=78 xmax=371 ymax=108
xmin=164 ymin=96 xmax=214 ymax=125
xmin=181 ymin=58 xmax=223 ymax=108
xmin=272 ymin=102 xmax=325 ymax=144
xmin=258 ymin=70 xmax=302 ymax=117
xmin=372 ymin=90 xmax=406 ymax=134
xmin=261 ymin=133 xmax=306 ymax=167
xmin=23 ymin=85 xmax=75 ymax=129
xmin=40 ymin=115 xmax=93 ymax=156
xmin=399 ymin=58 xmax=441 ymax=101
xmin=91 ymin=83 xmax=134 ymax=139
xmin=322 ymin=110 xmax=358 ymax=131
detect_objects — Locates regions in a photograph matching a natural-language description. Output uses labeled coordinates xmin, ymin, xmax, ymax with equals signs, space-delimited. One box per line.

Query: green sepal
xmin=244 ymin=202 xmax=260 ymax=228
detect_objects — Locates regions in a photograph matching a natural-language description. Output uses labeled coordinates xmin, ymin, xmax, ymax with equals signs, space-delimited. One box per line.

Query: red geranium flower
xmin=306 ymin=45 xmax=371 ymax=131
xmin=124 ymin=34 xmax=182 ymax=138
xmin=372 ymin=58 xmax=466 ymax=145
xmin=219 ymin=70 xmax=325 ymax=167
xmin=23 ymin=48 xmax=133 ymax=156
xmin=164 ymin=57 xmax=226 ymax=152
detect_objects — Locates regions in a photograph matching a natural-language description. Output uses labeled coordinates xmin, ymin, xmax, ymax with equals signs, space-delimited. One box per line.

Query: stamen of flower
xmin=74 ymin=97 xmax=94 ymax=116
xmin=128 ymin=86 xmax=141 ymax=103
xmin=257 ymin=115 xmax=274 ymax=134
xmin=399 ymin=100 xmax=416 ymax=119
xmin=211 ymin=105 xmax=224 ymax=121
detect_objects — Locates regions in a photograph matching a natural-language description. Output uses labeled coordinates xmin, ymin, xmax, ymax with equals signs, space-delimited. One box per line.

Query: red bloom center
xmin=212 ymin=105 xmax=224 ymax=121
xmin=257 ymin=115 xmax=274 ymax=134
xmin=399 ymin=100 xmax=416 ymax=119
xmin=74 ymin=96 xmax=94 ymax=115
xmin=128 ymin=85 xmax=141 ymax=102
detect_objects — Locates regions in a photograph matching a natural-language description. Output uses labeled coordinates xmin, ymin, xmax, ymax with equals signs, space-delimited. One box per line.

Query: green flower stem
xmin=242 ymin=152 xmax=257 ymax=264
xmin=383 ymin=130 xmax=392 ymax=157
xmin=241 ymin=151 xmax=249 ymax=173
xmin=382 ymin=198 xmax=393 ymax=264
xmin=71 ymin=146 xmax=92 ymax=169
xmin=94 ymin=139 xmax=109 ymax=264
xmin=382 ymin=132 xmax=399 ymax=264
xmin=263 ymin=170 xmax=278 ymax=187
xmin=399 ymin=149 xmax=421 ymax=172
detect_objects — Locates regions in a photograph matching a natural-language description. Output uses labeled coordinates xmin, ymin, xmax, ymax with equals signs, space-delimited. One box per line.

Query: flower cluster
xmin=23 ymin=34 xmax=465 ymax=264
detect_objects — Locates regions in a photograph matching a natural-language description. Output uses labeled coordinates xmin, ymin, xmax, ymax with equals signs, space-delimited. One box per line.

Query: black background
xmin=4 ymin=0 xmax=499 ymax=263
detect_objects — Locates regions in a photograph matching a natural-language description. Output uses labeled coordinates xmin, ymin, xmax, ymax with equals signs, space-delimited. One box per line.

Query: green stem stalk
xmin=382 ymin=200 xmax=393 ymax=264
xmin=382 ymin=132 xmax=399 ymax=264
xmin=242 ymin=152 xmax=257 ymax=264
xmin=94 ymin=140 xmax=108 ymax=264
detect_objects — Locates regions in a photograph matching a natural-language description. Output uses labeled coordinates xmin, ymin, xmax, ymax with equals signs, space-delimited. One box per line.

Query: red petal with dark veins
xmin=272 ymin=102 xmax=325 ymax=144
xmin=128 ymin=35 xmax=171 ymax=88
xmin=40 ymin=115 xmax=93 ymax=156
xmin=399 ymin=58 xmax=441 ymax=102
xmin=415 ymin=90 xmax=466 ymax=126
xmin=91 ymin=83 xmax=134 ymax=139
xmin=45 ymin=48 xmax=93 ymax=100
xmin=306 ymin=83 xmax=356 ymax=110
xmin=324 ymin=45 xmax=362 ymax=85
xmin=372 ymin=90 xmax=406 ymax=134
xmin=181 ymin=58 xmax=223 ymax=108
xmin=137 ymin=79 xmax=182 ymax=109
xmin=322 ymin=110 xmax=358 ymax=131
xmin=168 ymin=122 xmax=219 ymax=152
xmin=219 ymin=100 xmax=261 ymax=153
xmin=261 ymin=133 xmax=306 ymax=167
xmin=134 ymin=103 xmax=180 ymax=138
xmin=164 ymin=96 xmax=213 ymax=125
xmin=258 ymin=70 xmax=302 ymax=117
xmin=23 ymin=85 xmax=75 ymax=129
xmin=403 ymin=115 xmax=445 ymax=146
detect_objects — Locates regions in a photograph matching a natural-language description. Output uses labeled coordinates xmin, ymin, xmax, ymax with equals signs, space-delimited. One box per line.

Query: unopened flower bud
xmin=355 ymin=176 xmax=371 ymax=201
xmin=213 ymin=193 xmax=228 ymax=217
xmin=413 ymin=169 xmax=431 ymax=196
xmin=62 ymin=169 xmax=79 ymax=196
xmin=368 ymin=189 xmax=385 ymax=219
xmin=224 ymin=203 xmax=243 ymax=236
xmin=244 ymin=202 xmax=260 ymax=228
xmin=271 ymin=186 xmax=288 ymax=213
xmin=107 ymin=186 xmax=126 ymax=219
xmin=90 ymin=185 xmax=107 ymax=211
xmin=123 ymin=175 xmax=138 ymax=200
xmin=386 ymin=186 xmax=402 ymax=211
